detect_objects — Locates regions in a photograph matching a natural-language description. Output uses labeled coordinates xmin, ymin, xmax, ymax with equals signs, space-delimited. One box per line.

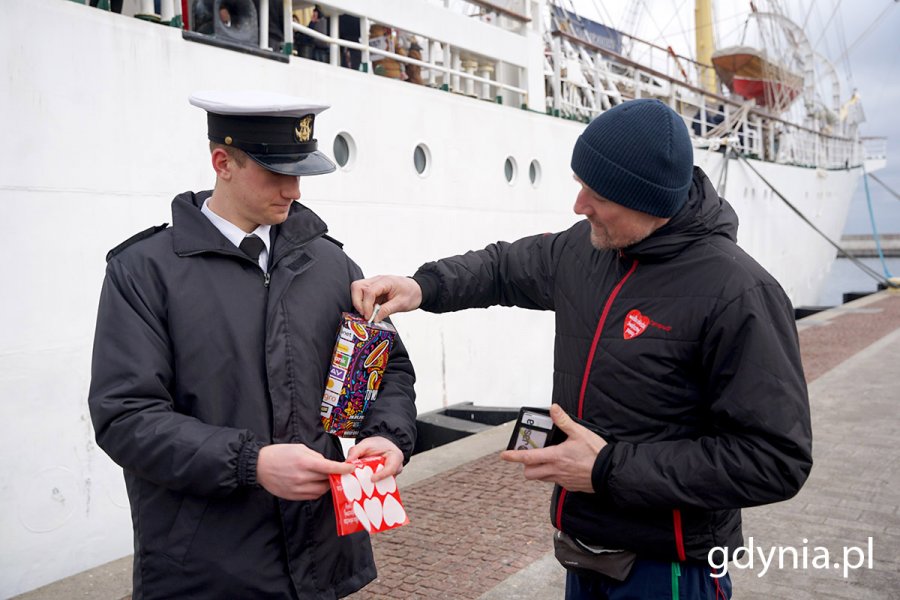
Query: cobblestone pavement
xmin=347 ymin=452 xmax=555 ymax=599
xmin=797 ymin=294 xmax=900 ymax=381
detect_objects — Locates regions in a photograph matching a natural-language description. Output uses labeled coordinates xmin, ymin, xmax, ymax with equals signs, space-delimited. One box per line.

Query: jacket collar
xmin=171 ymin=190 xmax=328 ymax=259
xmin=622 ymin=167 xmax=739 ymax=262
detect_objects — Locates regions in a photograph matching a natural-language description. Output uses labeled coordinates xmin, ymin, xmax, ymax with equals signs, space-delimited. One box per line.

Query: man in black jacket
xmin=89 ymin=90 xmax=416 ymax=599
xmin=351 ymin=99 xmax=811 ymax=599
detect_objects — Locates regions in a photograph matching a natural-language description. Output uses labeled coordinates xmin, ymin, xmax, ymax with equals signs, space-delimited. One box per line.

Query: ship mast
xmin=694 ymin=0 xmax=717 ymax=94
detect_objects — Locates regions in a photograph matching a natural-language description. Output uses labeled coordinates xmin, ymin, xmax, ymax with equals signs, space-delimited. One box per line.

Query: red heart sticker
xmin=624 ymin=309 xmax=650 ymax=340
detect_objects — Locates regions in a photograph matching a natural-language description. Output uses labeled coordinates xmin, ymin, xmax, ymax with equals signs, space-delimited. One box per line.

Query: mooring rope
xmin=868 ymin=172 xmax=900 ymax=202
xmin=862 ymin=165 xmax=894 ymax=278
xmin=737 ymin=155 xmax=898 ymax=289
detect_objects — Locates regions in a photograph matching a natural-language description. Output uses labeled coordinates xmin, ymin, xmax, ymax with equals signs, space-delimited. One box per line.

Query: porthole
xmin=529 ymin=159 xmax=542 ymax=187
xmin=504 ymin=156 xmax=518 ymax=185
xmin=332 ymin=132 xmax=356 ymax=170
xmin=414 ymin=143 xmax=431 ymax=177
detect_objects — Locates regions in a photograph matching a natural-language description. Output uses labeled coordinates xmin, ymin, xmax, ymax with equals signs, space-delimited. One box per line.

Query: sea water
xmin=818 ymin=257 xmax=899 ymax=306
xmin=817 ymin=180 xmax=900 ymax=306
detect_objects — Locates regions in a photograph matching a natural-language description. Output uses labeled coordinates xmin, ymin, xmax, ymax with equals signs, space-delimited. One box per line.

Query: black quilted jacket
xmin=413 ymin=167 xmax=812 ymax=562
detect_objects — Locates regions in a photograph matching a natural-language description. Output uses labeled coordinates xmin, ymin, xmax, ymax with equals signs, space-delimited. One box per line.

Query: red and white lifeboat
xmin=711 ymin=46 xmax=803 ymax=111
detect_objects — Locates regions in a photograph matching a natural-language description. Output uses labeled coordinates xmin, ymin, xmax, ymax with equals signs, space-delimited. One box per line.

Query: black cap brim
xmin=247 ymin=150 xmax=336 ymax=176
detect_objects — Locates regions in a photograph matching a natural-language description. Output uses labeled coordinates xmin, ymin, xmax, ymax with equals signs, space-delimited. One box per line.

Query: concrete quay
xmin=13 ymin=291 xmax=900 ymax=600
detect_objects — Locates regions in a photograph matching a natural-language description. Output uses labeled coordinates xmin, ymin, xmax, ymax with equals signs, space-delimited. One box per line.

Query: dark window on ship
xmin=414 ymin=144 xmax=431 ymax=176
xmin=504 ymin=157 xmax=518 ymax=184
xmin=529 ymin=160 xmax=542 ymax=187
xmin=333 ymin=133 xmax=355 ymax=169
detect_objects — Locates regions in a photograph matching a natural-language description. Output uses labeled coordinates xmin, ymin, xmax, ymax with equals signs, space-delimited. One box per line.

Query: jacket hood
xmin=625 ymin=167 xmax=738 ymax=262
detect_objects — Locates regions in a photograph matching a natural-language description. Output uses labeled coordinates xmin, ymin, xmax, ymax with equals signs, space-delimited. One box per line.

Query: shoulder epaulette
xmin=106 ymin=223 xmax=169 ymax=262
xmin=322 ymin=233 xmax=344 ymax=249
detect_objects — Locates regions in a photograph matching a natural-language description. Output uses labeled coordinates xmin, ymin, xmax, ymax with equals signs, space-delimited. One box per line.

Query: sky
xmin=567 ymin=0 xmax=900 ymax=235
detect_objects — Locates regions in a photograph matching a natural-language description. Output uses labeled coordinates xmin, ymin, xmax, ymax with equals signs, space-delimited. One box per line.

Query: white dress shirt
xmin=201 ymin=198 xmax=271 ymax=272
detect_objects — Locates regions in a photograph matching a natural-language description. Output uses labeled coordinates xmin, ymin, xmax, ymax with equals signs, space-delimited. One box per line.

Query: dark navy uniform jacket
xmin=89 ymin=191 xmax=416 ymax=599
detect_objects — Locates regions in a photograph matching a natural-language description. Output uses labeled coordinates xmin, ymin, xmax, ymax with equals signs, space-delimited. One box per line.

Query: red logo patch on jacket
xmin=624 ymin=309 xmax=672 ymax=340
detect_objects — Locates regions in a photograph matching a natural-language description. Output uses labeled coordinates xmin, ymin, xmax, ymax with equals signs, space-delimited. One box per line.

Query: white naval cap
xmin=189 ymin=90 xmax=336 ymax=176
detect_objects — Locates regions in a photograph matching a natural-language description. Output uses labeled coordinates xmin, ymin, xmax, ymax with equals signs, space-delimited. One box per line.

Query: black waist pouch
xmin=553 ymin=530 xmax=637 ymax=581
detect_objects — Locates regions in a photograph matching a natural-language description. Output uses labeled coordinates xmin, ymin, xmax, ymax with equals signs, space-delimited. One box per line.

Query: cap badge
xmin=295 ymin=115 xmax=313 ymax=143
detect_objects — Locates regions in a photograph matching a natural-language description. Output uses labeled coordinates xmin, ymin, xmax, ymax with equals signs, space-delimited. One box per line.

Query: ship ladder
xmin=737 ymin=155 xmax=899 ymax=292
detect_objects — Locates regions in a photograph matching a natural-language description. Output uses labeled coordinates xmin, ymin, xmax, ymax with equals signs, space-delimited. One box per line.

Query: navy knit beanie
xmin=570 ymin=99 xmax=693 ymax=218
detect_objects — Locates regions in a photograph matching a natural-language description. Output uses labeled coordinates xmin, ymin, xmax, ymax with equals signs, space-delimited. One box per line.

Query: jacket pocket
xmin=560 ymin=492 xmax=683 ymax=560
xmin=163 ymin=496 xmax=209 ymax=564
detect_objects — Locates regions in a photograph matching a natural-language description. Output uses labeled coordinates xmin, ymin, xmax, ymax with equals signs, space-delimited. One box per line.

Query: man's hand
xmin=500 ymin=404 xmax=607 ymax=493
xmin=257 ymin=444 xmax=355 ymax=501
xmin=346 ymin=436 xmax=405 ymax=482
xmin=350 ymin=275 xmax=422 ymax=322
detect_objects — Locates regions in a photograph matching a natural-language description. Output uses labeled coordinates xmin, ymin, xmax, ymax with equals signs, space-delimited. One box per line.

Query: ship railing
xmin=82 ymin=0 xmax=183 ymax=24
xmin=292 ymin=19 xmax=527 ymax=106
xmin=861 ymin=137 xmax=888 ymax=161
xmin=293 ymin=1 xmax=530 ymax=107
xmin=771 ymin=128 xmax=866 ymax=169
xmin=435 ymin=0 xmax=534 ymax=33
xmin=548 ymin=29 xmax=865 ymax=170
xmin=114 ymin=0 xmax=532 ymax=107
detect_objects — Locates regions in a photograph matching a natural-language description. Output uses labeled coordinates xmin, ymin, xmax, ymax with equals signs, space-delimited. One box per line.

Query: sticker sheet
xmin=329 ymin=456 xmax=409 ymax=536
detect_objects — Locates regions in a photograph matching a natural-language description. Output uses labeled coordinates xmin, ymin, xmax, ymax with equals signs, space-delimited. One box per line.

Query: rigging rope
xmin=834 ymin=1 xmax=897 ymax=65
xmin=716 ymin=148 xmax=731 ymax=194
xmin=862 ymin=165 xmax=894 ymax=278
xmin=801 ymin=0 xmax=816 ymax=30
xmin=811 ymin=0 xmax=843 ymax=51
xmin=737 ymin=155 xmax=898 ymax=289
xmin=869 ymin=173 xmax=900 ymax=202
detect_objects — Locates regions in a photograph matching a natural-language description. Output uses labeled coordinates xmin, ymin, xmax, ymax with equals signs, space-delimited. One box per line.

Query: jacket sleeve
xmin=412 ymin=231 xmax=563 ymax=313
xmin=88 ymin=258 xmax=261 ymax=497
xmin=592 ymin=283 xmax=813 ymax=510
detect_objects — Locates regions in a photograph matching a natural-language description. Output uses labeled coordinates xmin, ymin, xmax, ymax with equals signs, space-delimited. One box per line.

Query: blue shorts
xmin=565 ymin=558 xmax=732 ymax=600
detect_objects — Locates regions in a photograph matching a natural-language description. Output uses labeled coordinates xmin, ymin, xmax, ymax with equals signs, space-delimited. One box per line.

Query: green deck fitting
xmin=134 ymin=13 xmax=162 ymax=23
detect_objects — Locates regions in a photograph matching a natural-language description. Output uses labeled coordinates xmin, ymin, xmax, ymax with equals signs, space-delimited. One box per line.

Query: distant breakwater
xmin=839 ymin=234 xmax=900 ymax=258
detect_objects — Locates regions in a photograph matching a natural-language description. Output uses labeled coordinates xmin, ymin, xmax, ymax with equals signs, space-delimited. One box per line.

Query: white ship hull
xmin=0 ymin=1 xmax=878 ymax=594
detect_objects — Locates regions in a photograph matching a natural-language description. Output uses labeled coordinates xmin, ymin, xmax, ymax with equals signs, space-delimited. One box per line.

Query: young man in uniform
xmin=89 ymin=90 xmax=417 ymax=599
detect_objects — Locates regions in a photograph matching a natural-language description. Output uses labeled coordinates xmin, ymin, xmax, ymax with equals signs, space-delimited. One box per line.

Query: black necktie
xmin=239 ymin=234 xmax=266 ymax=261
